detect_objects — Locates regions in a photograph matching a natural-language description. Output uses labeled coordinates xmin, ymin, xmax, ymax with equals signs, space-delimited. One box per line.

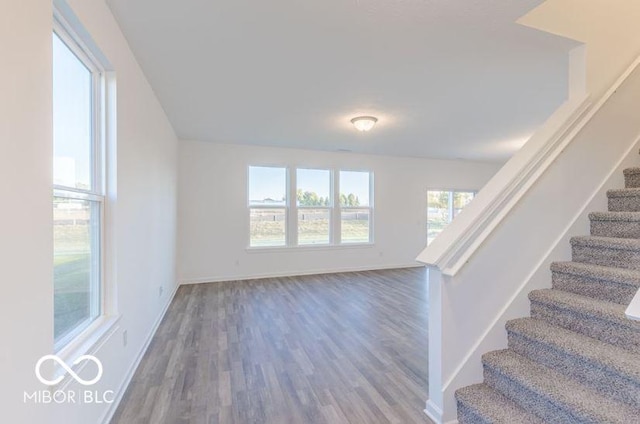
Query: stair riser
xmin=551 ymin=270 xmax=636 ymax=305
xmin=625 ymin=173 xmax=640 ymax=189
xmin=591 ymin=220 xmax=640 ymax=238
xmin=572 ymin=244 xmax=640 ymax=271
xmin=483 ymin=365 xmax=583 ymax=424
xmin=508 ymin=332 xmax=640 ymax=407
xmin=456 ymin=403 xmax=490 ymax=424
xmin=609 ymin=196 xmax=640 ymax=212
xmin=530 ymin=301 xmax=640 ymax=353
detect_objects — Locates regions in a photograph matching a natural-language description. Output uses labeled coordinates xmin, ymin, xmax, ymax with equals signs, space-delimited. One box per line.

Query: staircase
xmin=455 ymin=166 xmax=640 ymax=423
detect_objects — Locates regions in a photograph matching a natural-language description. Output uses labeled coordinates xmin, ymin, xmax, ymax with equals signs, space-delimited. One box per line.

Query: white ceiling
xmin=107 ymin=0 xmax=578 ymax=162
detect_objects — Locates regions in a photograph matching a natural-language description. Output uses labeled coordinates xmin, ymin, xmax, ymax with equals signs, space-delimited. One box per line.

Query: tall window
xmin=53 ymin=28 xmax=104 ymax=349
xmin=248 ymin=166 xmax=287 ymax=247
xmin=248 ymin=167 xmax=373 ymax=247
xmin=339 ymin=171 xmax=372 ymax=244
xmin=297 ymin=169 xmax=332 ymax=245
xmin=427 ymin=190 xmax=476 ymax=245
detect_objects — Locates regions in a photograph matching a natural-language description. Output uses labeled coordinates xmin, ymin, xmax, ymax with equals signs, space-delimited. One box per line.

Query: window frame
xmin=247 ymin=166 xmax=374 ymax=249
xmin=247 ymin=165 xmax=289 ymax=248
xmin=52 ymin=17 xmax=109 ymax=354
xmin=426 ymin=188 xmax=477 ymax=246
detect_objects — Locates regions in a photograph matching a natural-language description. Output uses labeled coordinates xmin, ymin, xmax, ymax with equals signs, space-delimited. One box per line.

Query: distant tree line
xmin=297 ymin=189 xmax=360 ymax=207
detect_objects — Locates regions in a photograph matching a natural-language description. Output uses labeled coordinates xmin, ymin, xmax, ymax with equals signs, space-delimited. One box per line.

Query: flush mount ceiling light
xmin=350 ymin=116 xmax=378 ymax=132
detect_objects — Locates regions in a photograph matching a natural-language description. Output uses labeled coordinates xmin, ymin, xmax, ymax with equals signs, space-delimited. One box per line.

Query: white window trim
xmin=248 ymin=166 xmax=374 ymax=249
xmin=426 ymin=188 xmax=477 ymax=245
xmin=52 ymin=9 xmax=119 ymax=364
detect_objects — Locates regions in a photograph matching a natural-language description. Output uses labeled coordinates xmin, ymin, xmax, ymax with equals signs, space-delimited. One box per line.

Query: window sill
xmin=246 ymin=243 xmax=375 ymax=253
xmin=52 ymin=314 xmax=121 ymax=389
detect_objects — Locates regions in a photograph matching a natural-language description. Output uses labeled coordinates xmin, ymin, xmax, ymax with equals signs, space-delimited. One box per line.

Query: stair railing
xmin=417 ymin=50 xmax=640 ymax=278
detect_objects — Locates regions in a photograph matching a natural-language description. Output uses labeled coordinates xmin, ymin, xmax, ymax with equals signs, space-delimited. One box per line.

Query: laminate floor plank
xmin=111 ymin=268 xmax=432 ymax=424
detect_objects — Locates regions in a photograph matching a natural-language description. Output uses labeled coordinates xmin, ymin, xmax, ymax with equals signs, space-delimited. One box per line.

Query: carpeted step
xmin=506 ymin=317 xmax=640 ymax=407
xmin=624 ymin=168 xmax=640 ymax=188
xmin=551 ymin=261 xmax=640 ymax=305
xmin=456 ymin=383 xmax=545 ymax=424
xmin=529 ymin=289 xmax=640 ymax=353
xmin=608 ymin=188 xmax=640 ymax=211
xmin=482 ymin=349 xmax=638 ymax=424
xmin=571 ymin=235 xmax=640 ymax=271
xmin=590 ymin=211 xmax=640 ymax=238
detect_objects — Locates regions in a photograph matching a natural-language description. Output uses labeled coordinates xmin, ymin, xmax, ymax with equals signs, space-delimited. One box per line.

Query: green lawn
xmin=54 ymin=223 xmax=93 ymax=340
xmin=54 ymin=254 xmax=92 ymax=340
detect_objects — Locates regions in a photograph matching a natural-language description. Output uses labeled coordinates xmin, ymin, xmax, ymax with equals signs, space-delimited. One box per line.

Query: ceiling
xmin=107 ymin=0 xmax=578 ymax=162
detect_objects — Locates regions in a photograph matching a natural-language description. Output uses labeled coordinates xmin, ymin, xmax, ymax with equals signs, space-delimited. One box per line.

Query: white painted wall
xmin=0 ymin=1 xmax=53 ymax=423
xmin=177 ymin=141 xmax=500 ymax=283
xmin=0 ymin=0 xmax=178 ymax=423
xmin=520 ymin=0 xmax=640 ymax=99
xmin=426 ymin=52 xmax=640 ymax=424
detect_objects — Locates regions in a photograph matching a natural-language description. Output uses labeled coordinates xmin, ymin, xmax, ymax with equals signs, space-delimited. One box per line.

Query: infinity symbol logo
xmin=35 ymin=355 xmax=103 ymax=386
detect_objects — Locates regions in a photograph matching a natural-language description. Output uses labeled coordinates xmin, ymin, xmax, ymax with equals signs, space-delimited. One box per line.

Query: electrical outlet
xmin=159 ymin=286 xmax=164 ymax=297
xmin=123 ymin=330 xmax=128 ymax=347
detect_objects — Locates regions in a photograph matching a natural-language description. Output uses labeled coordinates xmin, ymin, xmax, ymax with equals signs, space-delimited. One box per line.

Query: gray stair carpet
xmin=608 ymin=188 xmax=640 ymax=211
xmin=456 ymin=165 xmax=640 ymax=422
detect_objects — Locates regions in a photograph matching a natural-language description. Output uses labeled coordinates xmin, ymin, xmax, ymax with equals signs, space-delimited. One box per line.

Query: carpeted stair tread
xmin=551 ymin=261 xmax=640 ymax=288
xmin=608 ymin=188 xmax=640 ymax=211
xmin=482 ymin=349 xmax=639 ymax=423
xmin=589 ymin=212 xmax=640 ymax=238
xmin=456 ymin=161 xmax=640 ymax=422
xmin=551 ymin=261 xmax=640 ymax=304
xmin=571 ymin=235 xmax=640 ymax=250
xmin=623 ymin=167 xmax=640 ymax=175
xmin=529 ymin=289 xmax=640 ymax=352
xmin=607 ymin=188 xmax=640 ymax=198
xmin=528 ymin=289 xmax=636 ymax=327
xmin=624 ymin=168 xmax=640 ymax=188
xmin=589 ymin=211 xmax=640 ymax=221
xmin=455 ymin=383 xmax=545 ymax=424
xmin=571 ymin=236 xmax=640 ymax=270
xmin=506 ymin=317 xmax=640 ymax=382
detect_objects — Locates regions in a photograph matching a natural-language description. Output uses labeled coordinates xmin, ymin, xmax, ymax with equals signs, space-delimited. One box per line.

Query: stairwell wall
xmin=427 ymin=58 xmax=640 ymax=423
xmin=519 ymin=0 xmax=640 ymax=100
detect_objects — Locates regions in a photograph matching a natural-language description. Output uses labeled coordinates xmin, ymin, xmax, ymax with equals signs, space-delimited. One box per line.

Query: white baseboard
xmin=180 ymin=263 xmax=424 ymax=285
xmin=99 ymin=282 xmax=180 ymax=424
xmin=425 ymin=399 xmax=458 ymax=424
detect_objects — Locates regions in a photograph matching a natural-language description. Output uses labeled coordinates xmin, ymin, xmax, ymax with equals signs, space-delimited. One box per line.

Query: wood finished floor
xmin=111 ymin=268 xmax=431 ymax=424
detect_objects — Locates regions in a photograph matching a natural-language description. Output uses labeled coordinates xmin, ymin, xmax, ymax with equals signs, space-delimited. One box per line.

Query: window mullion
xmin=333 ymin=170 xmax=341 ymax=244
xmin=289 ymin=167 xmax=297 ymax=246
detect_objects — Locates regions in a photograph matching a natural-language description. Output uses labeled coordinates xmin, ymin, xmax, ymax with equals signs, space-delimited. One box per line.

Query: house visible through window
xmin=248 ymin=167 xmax=373 ymax=247
xmin=427 ymin=189 xmax=476 ymax=245
xmin=52 ymin=28 xmax=104 ymax=349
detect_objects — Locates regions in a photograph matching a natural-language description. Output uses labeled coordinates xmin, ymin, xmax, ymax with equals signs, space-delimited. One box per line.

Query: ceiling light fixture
xmin=350 ymin=116 xmax=378 ymax=132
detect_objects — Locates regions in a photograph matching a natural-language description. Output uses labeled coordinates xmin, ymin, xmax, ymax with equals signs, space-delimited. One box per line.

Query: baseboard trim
xmin=180 ymin=263 xmax=424 ymax=285
xmin=424 ymin=399 xmax=458 ymax=424
xmin=99 ymin=282 xmax=180 ymax=424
